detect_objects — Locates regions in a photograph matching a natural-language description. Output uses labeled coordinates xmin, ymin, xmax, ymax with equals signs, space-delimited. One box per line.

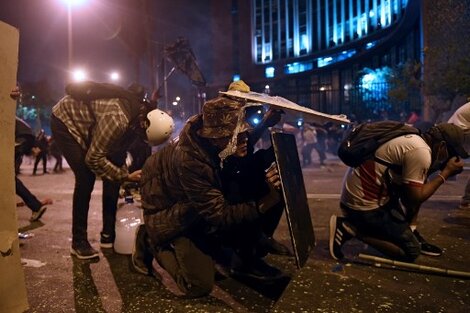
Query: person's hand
xmin=442 ymin=157 xmax=464 ymax=177
xmin=262 ymin=108 xmax=283 ymax=128
xmin=31 ymin=147 xmax=41 ymax=157
xmin=10 ymin=86 xmax=20 ymax=100
xmin=265 ymin=162 xmax=281 ymax=190
xmin=127 ymin=169 xmax=142 ymax=182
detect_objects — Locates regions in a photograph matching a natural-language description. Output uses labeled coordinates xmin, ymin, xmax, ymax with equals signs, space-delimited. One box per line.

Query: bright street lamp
xmin=72 ymin=69 xmax=87 ymax=82
xmin=110 ymin=71 xmax=120 ymax=81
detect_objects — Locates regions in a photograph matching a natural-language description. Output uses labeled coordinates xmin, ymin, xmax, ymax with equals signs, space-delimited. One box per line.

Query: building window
xmin=252 ymin=0 xmax=409 ymax=64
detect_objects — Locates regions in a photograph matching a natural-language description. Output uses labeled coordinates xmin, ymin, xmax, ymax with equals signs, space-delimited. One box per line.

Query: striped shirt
xmin=52 ymin=95 xmax=131 ymax=182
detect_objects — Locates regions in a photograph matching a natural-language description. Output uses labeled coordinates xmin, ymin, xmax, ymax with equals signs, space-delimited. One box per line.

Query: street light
xmin=72 ymin=69 xmax=87 ymax=82
xmin=110 ymin=71 xmax=120 ymax=81
xmin=61 ymin=0 xmax=87 ymax=70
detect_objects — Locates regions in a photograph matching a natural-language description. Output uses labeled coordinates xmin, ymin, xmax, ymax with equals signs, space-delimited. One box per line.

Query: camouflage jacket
xmin=140 ymin=114 xmax=260 ymax=247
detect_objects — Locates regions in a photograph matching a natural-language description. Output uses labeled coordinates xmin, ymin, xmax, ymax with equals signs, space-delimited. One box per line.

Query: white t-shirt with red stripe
xmin=340 ymin=134 xmax=431 ymax=211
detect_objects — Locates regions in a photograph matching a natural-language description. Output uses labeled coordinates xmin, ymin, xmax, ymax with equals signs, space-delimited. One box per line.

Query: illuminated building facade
xmin=212 ymin=0 xmax=423 ymax=121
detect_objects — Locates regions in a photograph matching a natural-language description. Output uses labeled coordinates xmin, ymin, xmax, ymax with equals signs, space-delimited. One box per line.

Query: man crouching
xmin=135 ymin=92 xmax=286 ymax=298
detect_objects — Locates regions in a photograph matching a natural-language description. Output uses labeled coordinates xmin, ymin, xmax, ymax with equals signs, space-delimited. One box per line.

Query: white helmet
xmin=145 ymin=109 xmax=175 ymax=146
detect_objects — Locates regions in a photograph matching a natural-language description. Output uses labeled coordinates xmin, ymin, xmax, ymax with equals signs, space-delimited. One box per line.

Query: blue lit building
xmin=211 ymin=0 xmax=423 ymax=121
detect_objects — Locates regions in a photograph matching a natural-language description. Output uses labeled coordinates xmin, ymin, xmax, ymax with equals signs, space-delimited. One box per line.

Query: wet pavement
xmin=15 ymin=156 xmax=470 ymax=312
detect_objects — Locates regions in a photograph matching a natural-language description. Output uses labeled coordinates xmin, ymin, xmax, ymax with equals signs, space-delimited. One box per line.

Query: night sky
xmin=0 ymin=0 xmax=213 ymax=106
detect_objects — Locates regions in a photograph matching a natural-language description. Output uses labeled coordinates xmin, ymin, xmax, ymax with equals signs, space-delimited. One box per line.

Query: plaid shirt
xmin=52 ymin=95 xmax=130 ymax=182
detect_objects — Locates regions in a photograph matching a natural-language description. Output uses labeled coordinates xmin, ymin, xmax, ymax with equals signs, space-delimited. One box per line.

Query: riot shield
xmin=271 ymin=131 xmax=315 ymax=268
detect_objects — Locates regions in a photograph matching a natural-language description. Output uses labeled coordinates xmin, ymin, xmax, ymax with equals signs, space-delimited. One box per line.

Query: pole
xmin=358 ymin=253 xmax=470 ymax=279
xmin=163 ymin=57 xmax=168 ymax=112
xmin=67 ymin=3 xmax=73 ymax=70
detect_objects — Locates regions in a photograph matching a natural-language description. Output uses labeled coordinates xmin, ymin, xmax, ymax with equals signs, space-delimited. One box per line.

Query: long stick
xmin=358 ymin=253 xmax=470 ymax=279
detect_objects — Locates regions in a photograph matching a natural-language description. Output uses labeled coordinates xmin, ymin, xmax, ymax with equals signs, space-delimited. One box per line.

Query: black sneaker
xmin=30 ymin=205 xmax=47 ymax=222
xmin=131 ymin=224 xmax=154 ymax=276
xmin=256 ymin=235 xmax=292 ymax=257
xmin=329 ymin=215 xmax=354 ymax=260
xmin=413 ymin=230 xmax=442 ymax=256
xmin=230 ymin=258 xmax=284 ymax=281
xmin=100 ymin=233 xmax=114 ymax=249
xmin=71 ymin=241 xmax=100 ymax=260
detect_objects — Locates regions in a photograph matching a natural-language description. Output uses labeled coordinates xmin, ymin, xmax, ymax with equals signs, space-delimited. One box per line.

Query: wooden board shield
xmin=271 ymin=132 xmax=315 ymax=268
xmin=0 ymin=20 xmax=29 ymax=312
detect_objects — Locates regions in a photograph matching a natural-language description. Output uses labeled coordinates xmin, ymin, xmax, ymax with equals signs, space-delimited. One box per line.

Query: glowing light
xmin=265 ymin=67 xmax=275 ymax=78
xmin=61 ymin=0 xmax=87 ymax=6
xmin=252 ymin=118 xmax=260 ymax=125
xmin=359 ymin=67 xmax=393 ymax=102
xmin=172 ymin=101 xmax=178 ymax=106
xmin=300 ymin=34 xmax=310 ymax=52
xmin=285 ymin=62 xmax=313 ymax=74
xmin=110 ymin=72 xmax=120 ymax=81
xmin=175 ymin=96 xmax=181 ymax=101
xmin=72 ymin=69 xmax=87 ymax=82
xmin=232 ymin=74 xmax=240 ymax=81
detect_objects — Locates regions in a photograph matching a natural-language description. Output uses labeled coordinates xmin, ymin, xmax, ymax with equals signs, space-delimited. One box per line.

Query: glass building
xmin=237 ymin=0 xmax=422 ymax=121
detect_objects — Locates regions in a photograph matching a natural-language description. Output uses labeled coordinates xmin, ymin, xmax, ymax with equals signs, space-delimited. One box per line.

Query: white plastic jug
xmin=114 ymin=196 xmax=142 ymax=254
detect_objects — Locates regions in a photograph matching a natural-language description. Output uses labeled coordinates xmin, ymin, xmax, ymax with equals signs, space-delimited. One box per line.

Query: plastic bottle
xmin=114 ymin=196 xmax=142 ymax=254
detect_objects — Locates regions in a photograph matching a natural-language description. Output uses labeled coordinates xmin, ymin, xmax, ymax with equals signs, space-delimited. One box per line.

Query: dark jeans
xmin=341 ymin=201 xmax=420 ymax=261
xmin=51 ymin=115 xmax=124 ymax=244
xmin=301 ymin=143 xmax=314 ymax=165
xmin=314 ymin=141 xmax=327 ymax=165
xmin=153 ymin=236 xmax=215 ymax=298
xmin=51 ymin=152 xmax=63 ymax=171
xmin=33 ymin=152 xmax=47 ymax=174
xmin=16 ymin=176 xmax=42 ymax=212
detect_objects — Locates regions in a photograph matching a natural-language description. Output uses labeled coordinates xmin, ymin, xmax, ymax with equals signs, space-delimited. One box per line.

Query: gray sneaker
xmin=30 ymin=205 xmax=47 ymax=222
xmin=71 ymin=241 xmax=100 ymax=260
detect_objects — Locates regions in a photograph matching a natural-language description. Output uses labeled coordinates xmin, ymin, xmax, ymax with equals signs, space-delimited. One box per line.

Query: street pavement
xmin=15 ymin=155 xmax=470 ymax=313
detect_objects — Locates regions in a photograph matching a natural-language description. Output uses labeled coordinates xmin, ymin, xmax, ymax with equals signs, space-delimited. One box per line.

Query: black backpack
xmin=338 ymin=121 xmax=420 ymax=168
xmin=65 ymin=81 xmax=146 ymax=120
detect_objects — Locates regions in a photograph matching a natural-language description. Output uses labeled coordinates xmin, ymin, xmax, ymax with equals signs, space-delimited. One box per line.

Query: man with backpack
xmin=330 ymin=122 xmax=468 ymax=262
xmin=51 ymin=81 xmax=174 ymax=259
